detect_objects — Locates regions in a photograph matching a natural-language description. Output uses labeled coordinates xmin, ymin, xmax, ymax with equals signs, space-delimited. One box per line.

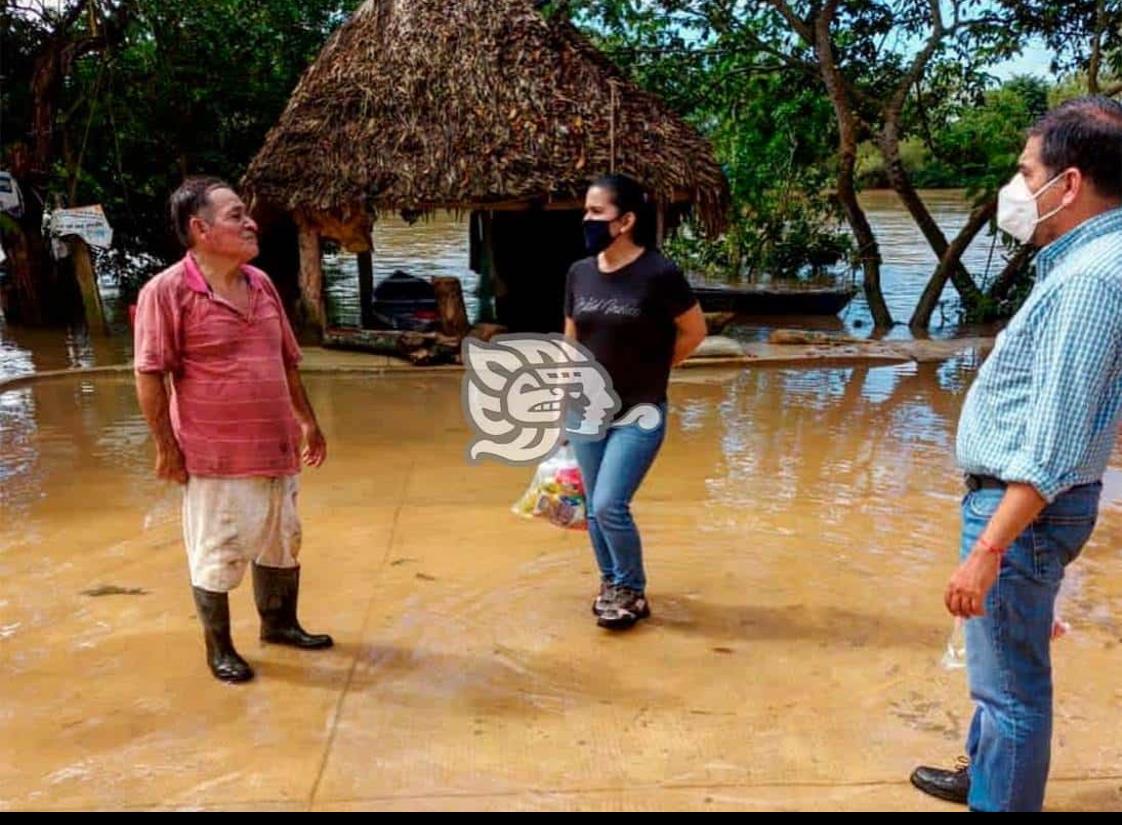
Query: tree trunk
xmin=813 ymin=9 xmax=892 ymax=328
xmin=323 ymin=327 xmax=461 ymax=365
xmin=1089 ymin=0 xmax=1107 ymax=94
xmin=4 ymin=30 xmax=72 ymax=326
xmin=0 ymin=219 xmax=48 ymax=325
xmin=356 ymin=249 xmax=375 ymax=329
xmin=4 ymin=0 xmax=132 ymax=327
xmin=986 ymin=244 xmax=1037 ymax=304
xmin=836 ymin=162 xmax=890 ymax=328
xmin=296 ymin=221 xmax=325 ymax=343
xmin=909 ymin=199 xmax=995 ymax=330
xmin=880 ymin=123 xmax=987 ymax=312
xmin=70 ymin=237 xmax=108 ymax=335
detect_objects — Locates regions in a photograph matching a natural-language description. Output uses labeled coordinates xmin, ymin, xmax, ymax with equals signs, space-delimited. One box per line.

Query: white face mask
xmin=996 ymin=171 xmax=1069 ymax=244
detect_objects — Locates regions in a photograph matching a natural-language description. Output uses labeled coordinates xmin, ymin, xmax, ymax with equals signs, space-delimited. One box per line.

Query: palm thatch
xmin=243 ymin=0 xmax=728 ymax=236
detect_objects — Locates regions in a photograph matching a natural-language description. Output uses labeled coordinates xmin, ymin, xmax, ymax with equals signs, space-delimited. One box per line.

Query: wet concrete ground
xmin=3 ymin=362 xmax=1122 ymax=810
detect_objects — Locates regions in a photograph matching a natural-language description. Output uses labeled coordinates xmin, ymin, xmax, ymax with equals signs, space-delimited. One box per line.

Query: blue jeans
xmin=570 ymin=406 xmax=667 ymax=592
xmin=960 ymin=482 xmax=1100 ymax=812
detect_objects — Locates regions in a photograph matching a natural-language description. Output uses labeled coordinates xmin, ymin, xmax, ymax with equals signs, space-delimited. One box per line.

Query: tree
xmin=1004 ymin=0 xmax=1122 ymax=96
xmin=558 ymin=1 xmax=1069 ymax=330
xmin=750 ymin=1 xmax=1041 ymax=329
xmin=551 ymin=1 xmax=853 ymax=287
xmin=1 ymin=0 xmax=132 ymax=325
xmin=0 ymin=0 xmax=359 ymax=325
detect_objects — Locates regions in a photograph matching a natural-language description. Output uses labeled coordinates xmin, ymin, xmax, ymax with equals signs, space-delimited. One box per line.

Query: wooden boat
xmin=691 ymin=282 xmax=858 ymax=316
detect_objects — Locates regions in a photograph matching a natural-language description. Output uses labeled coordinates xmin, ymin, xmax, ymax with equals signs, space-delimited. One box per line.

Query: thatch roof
xmin=243 ymin=0 xmax=728 ymax=236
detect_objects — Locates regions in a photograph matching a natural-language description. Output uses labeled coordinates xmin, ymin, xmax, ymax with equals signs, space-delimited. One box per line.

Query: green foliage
xmin=2 ymin=0 xmax=360 ymax=277
xmin=561 ymin=1 xmax=851 ymax=279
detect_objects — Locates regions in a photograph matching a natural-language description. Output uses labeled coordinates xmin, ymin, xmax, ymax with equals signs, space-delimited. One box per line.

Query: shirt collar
xmin=182 ymin=253 xmax=262 ymax=294
xmin=1035 ymin=207 xmax=1122 ymax=282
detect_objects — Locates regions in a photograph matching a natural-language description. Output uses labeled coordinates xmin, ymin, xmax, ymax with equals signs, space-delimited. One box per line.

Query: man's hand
xmin=945 ymin=547 xmax=1002 ymax=618
xmin=155 ymin=439 xmax=188 ymax=485
xmin=945 ymin=483 xmax=1046 ymax=619
xmin=301 ymin=422 xmax=327 ymax=468
xmin=136 ymin=372 xmax=187 ymax=485
xmin=285 ymin=366 xmax=325 ymax=468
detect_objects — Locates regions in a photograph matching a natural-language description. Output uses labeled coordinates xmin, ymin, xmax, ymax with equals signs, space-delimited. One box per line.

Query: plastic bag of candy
xmin=511 ymin=444 xmax=587 ymax=530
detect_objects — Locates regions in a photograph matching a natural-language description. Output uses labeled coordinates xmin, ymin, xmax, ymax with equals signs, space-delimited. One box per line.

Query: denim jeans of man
xmin=960 ymin=482 xmax=1100 ymax=812
xmin=570 ymin=406 xmax=667 ymax=593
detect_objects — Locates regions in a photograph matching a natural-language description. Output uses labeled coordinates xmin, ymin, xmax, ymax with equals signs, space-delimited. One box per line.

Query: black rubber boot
xmin=191 ymin=586 xmax=254 ymax=683
xmin=252 ymin=563 xmax=334 ymax=649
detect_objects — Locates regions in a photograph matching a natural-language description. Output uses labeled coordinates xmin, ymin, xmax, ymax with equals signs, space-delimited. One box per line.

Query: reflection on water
xmin=6 ymin=359 xmax=1122 ymax=575
xmin=0 ymin=376 xmax=155 ymax=534
xmin=321 ymin=191 xmax=1006 ymax=339
xmin=0 ymin=316 xmax=132 ymax=383
xmin=0 ymin=357 xmax=984 ymax=556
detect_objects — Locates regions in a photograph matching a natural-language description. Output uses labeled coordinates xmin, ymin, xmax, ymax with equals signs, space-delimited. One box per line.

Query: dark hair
xmin=1029 ymin=96 xmax=1122 ymax=199
xmin=590 ymin=173 xmax=658 ymax=248
xmin=168 ymin=176 xmax=231 ymax=249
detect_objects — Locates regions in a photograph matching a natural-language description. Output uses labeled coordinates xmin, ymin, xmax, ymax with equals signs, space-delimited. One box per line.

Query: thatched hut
xmin=243 ymin=0 xmax=727 ymax=344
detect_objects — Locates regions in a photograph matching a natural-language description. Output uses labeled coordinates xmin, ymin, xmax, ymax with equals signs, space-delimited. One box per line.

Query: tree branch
xmin=1089 ymin=0 xmax=1107 ymax=94
xmin=987 ymin=243 xmax=1037 ymax=303
xmin=885 ymin=0 xmax=945 ymax=123
xmin=765 ymin=0 xmax=815 ymax=45
xmin=737 ymin=24 xmax=819 ymax=73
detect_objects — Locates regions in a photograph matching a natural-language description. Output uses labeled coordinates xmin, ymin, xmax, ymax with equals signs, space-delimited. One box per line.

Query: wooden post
xmin=0 ymin=269 xmax=11 ymax=320
xmin=475 ymin=211 xmax=498 ymax=323
xmin=432 ymin=276 xmax=470 ymax=338
xmin=356 ymin=249 xmax=375 ymax=329
xmin=296 ymin=221 xmax=325 ymax=343
xmin=70 ymin=237 xmax=108 ymax=335
xmin=656 ymin=201 xmax=667 ymax=246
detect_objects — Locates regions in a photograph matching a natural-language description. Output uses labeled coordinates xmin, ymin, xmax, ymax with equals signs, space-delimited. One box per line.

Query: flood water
xmin=3 ymin=190 xmax=1120 ymax=810
xmin=3 ymin=363 xmax=1122 ymax=809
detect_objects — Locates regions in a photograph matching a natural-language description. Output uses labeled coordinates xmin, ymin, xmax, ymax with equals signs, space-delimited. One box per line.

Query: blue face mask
xmin=583 ymin=218 xmax=617 ymax=255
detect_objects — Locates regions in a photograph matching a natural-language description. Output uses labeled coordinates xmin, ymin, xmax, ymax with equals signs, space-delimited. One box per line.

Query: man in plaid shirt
xmin=910 ymin=97 xmax=1122 ymax=811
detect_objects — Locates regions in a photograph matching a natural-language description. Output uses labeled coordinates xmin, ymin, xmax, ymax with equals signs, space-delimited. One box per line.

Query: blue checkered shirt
xmin=957 ymin=208 xmax=1122 ymax=502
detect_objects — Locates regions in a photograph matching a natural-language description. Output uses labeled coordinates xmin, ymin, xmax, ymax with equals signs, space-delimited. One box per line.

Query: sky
xmin=989 ymin=39 xmax=1057 ymax=81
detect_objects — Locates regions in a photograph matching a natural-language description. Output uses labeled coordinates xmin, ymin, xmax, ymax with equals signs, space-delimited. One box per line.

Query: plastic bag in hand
xmin=511 ymin=444 xmax=587 ymax=530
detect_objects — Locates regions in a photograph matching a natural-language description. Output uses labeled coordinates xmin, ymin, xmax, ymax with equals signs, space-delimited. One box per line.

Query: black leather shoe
xmin=910 ymin=759 xmax=970 ymax=805
xmin=253 ymin=563 xmax=334 ymax=649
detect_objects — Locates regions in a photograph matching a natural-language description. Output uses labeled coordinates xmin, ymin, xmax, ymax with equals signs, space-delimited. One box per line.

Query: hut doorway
xmin=473 ymin=208 xmax=586 ymax=335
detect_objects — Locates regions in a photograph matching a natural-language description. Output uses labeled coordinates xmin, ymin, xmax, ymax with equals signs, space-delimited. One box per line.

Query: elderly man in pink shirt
xmin=133 ymin=176 xmax=332 ymax=683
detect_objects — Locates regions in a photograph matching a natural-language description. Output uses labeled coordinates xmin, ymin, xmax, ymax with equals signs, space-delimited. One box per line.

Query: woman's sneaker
xmin=592 ymin=581 xmax=616 ymax=617
xmin=597 ymin=587 xmax=650 ymax=630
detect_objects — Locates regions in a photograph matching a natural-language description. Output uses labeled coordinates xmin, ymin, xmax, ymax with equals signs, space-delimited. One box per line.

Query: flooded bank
xmin=0 ymin=190 xmax=1007 ymax=385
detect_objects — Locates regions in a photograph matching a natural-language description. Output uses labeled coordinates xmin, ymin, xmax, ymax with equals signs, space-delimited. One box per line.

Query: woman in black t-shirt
xmin=563 ymin=174 xmax=707 ymax=630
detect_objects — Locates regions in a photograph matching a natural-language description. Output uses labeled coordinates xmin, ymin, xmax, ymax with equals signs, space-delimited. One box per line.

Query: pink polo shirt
xmin=133 ymin=254 xmax=303 ymax=478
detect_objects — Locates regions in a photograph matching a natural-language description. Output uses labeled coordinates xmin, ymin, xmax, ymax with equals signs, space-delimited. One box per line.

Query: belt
xmin=965 ymin=473 xmax=1006 ymax=492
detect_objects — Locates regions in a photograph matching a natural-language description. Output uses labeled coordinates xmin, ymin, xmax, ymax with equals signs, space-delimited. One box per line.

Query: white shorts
xmin=182 ymin=475 xmax=301 ymax=592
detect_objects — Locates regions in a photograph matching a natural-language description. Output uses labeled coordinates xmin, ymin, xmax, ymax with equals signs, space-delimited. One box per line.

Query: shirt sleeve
xmin=661 ymin=260 xmax=698 ymax=319
xmin=563 ymin=263 xmax=576 ymax=319
xmin=1003 ymin=275 xmax=1122 ymax=502
xmin=132 ymin=277 xmax=181 ymax=374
